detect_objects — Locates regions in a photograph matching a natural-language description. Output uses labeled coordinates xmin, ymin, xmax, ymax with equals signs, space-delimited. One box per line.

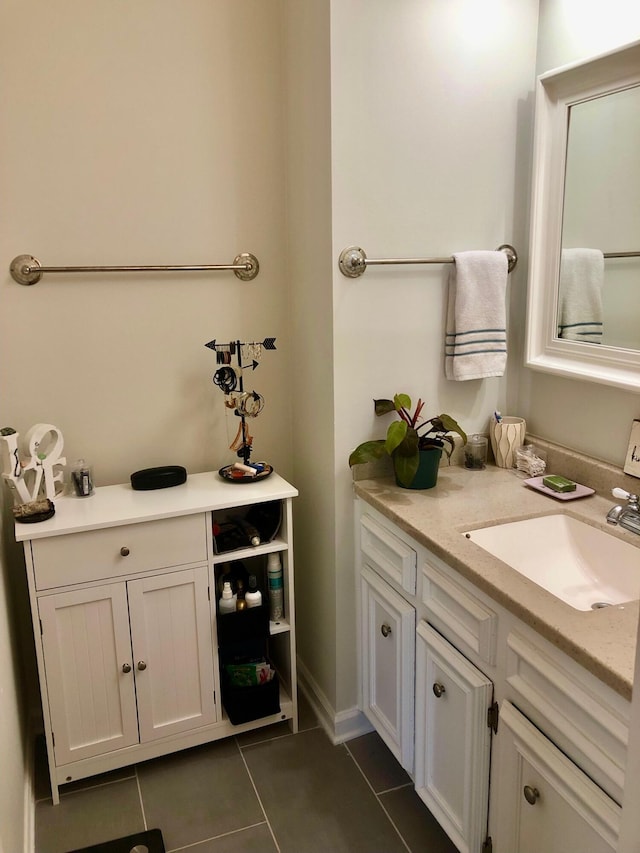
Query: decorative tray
xmin=523 ymin=476 xmax=595 ymax=501
xmin=218 ymin=464 xmax=273 ymax=483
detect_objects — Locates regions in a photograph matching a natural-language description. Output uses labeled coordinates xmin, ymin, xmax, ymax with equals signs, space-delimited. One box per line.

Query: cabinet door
xmin=415 ymin=621 xmax=492 ymax=853
xmin=361 ymin=565 xmax=415 ymax=772
xmin=493 ymin=701 xmax=619 ymax=853
xmin=38 ymin=583 xmax=139 ymax=765
xmin=128 ymin=566 xmax=217 ymax=741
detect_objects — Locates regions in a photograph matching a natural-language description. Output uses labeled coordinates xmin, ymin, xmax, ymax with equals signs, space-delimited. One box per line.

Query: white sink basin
xmin=464 ymin=514 xmax=640 ymax=611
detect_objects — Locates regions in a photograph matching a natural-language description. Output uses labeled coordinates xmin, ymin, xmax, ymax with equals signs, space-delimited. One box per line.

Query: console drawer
xmin=32 ymin=513 xmax=208 ymax=589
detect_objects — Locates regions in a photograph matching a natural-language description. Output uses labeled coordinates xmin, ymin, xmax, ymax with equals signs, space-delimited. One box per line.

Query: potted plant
xmin=349 ymin=394 xmax=467 ymax=489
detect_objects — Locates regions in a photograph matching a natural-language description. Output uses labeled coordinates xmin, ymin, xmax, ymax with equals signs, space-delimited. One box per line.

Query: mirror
xmin=525 ymin=39 xmax=640 ymax=390
xmin=560 ymin=86 xmax=640 ymax=350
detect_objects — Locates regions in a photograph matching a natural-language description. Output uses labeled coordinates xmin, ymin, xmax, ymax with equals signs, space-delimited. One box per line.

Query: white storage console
xmin=17 ymin=471 xmax=298 ymax=804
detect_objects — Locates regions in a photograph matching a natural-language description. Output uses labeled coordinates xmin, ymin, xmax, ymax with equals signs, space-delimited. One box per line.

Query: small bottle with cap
xmin=245 ymin=574 xmax=262 ymax=608
xmin=219 ymin=581 xmax=237 ymax=615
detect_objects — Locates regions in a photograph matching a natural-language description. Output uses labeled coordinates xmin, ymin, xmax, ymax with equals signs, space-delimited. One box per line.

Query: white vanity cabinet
xmin=355 ymin=497 xmax=629 ymax=853
xmin=356 ymin=505 xmax=496 ymax=852
xmin=18 ymin=472 xmax=298 ymax=803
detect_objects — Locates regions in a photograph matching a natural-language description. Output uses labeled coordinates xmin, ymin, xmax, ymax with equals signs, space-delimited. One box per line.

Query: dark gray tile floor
xmin=35 ymin=693 xmax=459 ymax=853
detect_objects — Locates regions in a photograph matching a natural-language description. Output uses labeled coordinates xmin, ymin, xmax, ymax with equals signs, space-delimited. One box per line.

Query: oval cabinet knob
xmin=122 ymin=663 xmax=132 ymax=674
xmin=120 ymin=546 xmax=130 ymax=557
xmin=380 ymin=623 xmax=392 ymax=638
xmin=137 ymin=660 xmax=147 ymax=671
xmin=432 ymin=682 xmax=446 ymax=698
xmin=523 ymin=785 xmax=540 ymax=805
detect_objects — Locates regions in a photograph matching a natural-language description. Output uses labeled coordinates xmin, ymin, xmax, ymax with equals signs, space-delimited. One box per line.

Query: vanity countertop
xmin=354 ymin=465 xmax=640 ymax=700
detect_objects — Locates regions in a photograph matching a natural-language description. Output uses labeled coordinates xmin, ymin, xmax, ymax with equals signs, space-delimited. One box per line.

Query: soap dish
xmin=523 ymin=476 xmax=595 ymax=501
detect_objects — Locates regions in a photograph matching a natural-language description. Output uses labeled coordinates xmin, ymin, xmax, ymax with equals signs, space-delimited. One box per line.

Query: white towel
xmin=557 ymin=248 xmax=604 ymax=343
xmin=444 ymin=250 xmax=508 ymax=381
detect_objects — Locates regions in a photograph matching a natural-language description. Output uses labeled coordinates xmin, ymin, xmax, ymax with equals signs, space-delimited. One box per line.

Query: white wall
xmin=283 ymin=0 xmax=338 ymax=709
xmin=0 ymin=0 xmax=291 ymax=488
xmin=0 ymin=1 xmax=290 ymax=844
xmin=329 ymin=0 xmax=539 ymax=712
xmin=518 ymin=1 xmax=640 ymax=462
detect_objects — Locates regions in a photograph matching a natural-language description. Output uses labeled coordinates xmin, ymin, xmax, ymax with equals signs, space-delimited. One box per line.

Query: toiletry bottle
xmin=235 ymin=579 xmax=247 ymax=611
xmin=71 ymin=459 xmax=94 ymax=497
xmin=267 ymin=553 xmax=284 ymax=620
xmin=229 ymin=560 xmax=249 ymax=591
xmin=245 ymin=574 xmax=262 ymax=608
xmin=219 ymin=581 xmax=236 ymax=615
xmin=217 ymin=563 xmax=233 ymax=598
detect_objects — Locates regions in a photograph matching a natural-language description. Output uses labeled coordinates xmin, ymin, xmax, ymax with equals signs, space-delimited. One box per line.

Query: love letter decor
xmin=0 ymin=423 xmax=67 ymax=504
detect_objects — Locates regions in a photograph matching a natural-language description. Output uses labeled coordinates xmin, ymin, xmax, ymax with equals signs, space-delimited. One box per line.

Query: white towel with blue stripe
xmin=445 ymin=250 xmax=508 ymax=381
xmin=557 ymin=248 xmax=604 ymax=343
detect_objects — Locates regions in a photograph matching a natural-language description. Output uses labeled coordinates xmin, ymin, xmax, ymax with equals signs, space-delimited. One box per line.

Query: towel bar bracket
xmin=339 ymin=243 xmax=517 ymax=278
xmin=9 ymin=252 xmax=260 ymax=285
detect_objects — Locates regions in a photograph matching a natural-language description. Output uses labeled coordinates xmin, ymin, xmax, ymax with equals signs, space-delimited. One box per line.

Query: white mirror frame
xmin=525 ymin=39 xmax=640 ymax=391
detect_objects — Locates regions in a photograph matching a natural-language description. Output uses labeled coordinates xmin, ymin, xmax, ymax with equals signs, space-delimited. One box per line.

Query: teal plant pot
xmin=396 ymin=447 xmax=442 ymax=490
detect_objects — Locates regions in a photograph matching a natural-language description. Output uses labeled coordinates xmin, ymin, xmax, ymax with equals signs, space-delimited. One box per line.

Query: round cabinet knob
xmin=122 ymin=663 xmax=132 ymax=674
xmin=137 ymin=660 xmax=147 ymax=671
xmin=523 ymin=785 xmax=540 ymax=805
xmin=432 ymin=682 xmax=446 ymax=698
xmin=380 ymin=623 xmax=392 ymax=638
xmin=120 ymin=547 xmax=130 ymax=557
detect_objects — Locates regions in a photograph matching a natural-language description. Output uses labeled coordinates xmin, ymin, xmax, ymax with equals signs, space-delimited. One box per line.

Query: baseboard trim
xmin=24 ymin=713 xmax=39 ymax=853
xmin=296 ymin=658 xmax=373 ymax=745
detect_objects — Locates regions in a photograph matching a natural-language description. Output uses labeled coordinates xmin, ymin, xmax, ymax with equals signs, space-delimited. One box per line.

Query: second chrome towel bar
xmin=338 ymin=244 xmax=518 ymax=278
xmin=9 ymin=252 xmax=260 ymax=285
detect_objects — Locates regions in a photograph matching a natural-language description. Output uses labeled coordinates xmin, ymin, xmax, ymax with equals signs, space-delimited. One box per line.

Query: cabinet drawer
xmin=421 ymin=559 xmax=497 ymax=665
xmin=506 ymin=631 xmax=629 ymax=804
xmin=494 ymin=701 xmax=619 ymax=853
xmin=360 ymin=513 xmax=417 ymax=594
xmin=32 ymin=514 xmax=208 ymax=589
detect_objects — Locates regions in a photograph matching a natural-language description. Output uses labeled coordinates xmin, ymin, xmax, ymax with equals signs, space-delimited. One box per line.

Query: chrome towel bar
xmin=9 ymin=252 xmax=259 ymax=285
xmin=338 ymin=244 xmax=518 ymax=278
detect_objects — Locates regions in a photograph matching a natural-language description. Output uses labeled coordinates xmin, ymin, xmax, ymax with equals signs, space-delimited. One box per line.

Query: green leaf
xmin=384 ymin=420 xmax=407 ymax=455
xmin=349 ymin=440 xmax=386 ymax=467
xmin=393 ymin=450 xmax=420 ymax=486
xmin=394 ymin=426 xmax=419 ymax=457
xmin=438 ymin=414 xmax=467 ymax=445
xmin=374 ymin=399 xmax=395 ymax=416
xmin=440 ymin=435 xmax=455 ymax=460
xmin=394 ymin=393 xmax=411 ymax=412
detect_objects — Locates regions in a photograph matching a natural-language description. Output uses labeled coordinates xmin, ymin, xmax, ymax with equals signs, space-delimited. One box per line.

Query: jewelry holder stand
xmin=205 ymin=338 xmax=276 ymax=481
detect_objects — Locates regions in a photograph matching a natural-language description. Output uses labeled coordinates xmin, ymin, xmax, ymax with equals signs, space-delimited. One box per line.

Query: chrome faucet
xmin=607 ymin=488 xmax=640 ymax=535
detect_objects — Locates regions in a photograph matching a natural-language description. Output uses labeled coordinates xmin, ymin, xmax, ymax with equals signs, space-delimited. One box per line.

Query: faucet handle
xmin=612 ymin=487 xmax=631 ymax=500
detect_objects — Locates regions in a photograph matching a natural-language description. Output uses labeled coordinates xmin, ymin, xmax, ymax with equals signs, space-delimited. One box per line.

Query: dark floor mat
xmin=67 ymin=828 xmax=165 ymax=853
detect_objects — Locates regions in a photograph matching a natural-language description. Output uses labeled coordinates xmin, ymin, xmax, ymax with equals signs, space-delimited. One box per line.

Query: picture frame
xmin=623 ymin=419 xmax=640 ymax=478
